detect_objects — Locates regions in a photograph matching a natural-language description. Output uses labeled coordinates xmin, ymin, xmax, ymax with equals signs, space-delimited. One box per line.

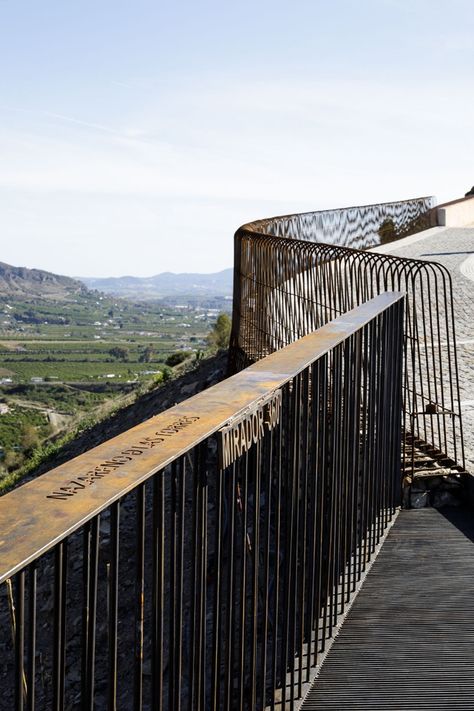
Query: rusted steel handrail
xmin=230 ymin=197 xmax=465 ymax=471
xmin=0 ymin=292 xmax=401 ymax=586
xmin=0 ymin=293 xmax=404 ymax=710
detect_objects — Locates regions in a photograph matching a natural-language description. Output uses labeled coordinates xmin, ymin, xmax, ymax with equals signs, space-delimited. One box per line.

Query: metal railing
xmin=243 ymin=196 xmax=436 ymax=250
xmin=0 ymin=294 xmax=403 ymax=711
xmin=230 ymin=198 xmax=465 ymax=471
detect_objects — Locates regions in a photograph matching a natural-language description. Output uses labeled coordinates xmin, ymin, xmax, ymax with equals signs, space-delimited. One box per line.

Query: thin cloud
xmin=42 ymin=111 xmax=122 ymax=136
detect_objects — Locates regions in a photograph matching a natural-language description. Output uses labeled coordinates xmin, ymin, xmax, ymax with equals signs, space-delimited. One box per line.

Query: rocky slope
xmin=0 ymin=261 xmax=88 ymax=300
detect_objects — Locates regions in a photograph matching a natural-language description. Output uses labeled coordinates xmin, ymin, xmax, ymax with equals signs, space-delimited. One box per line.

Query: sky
xmin=0 ymin=0 xmax=473 ymax=278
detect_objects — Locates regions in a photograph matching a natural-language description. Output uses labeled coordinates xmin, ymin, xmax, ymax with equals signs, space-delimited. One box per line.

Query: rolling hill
xmin=80 ymin=268 xmax=233 ymax=299
xmin=0 ymin=261 xmax=88 ymax=300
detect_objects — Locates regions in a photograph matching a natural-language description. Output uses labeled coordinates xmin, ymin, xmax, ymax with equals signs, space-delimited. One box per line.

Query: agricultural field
xmin=0 ymin=291 xmax=228 ymax=481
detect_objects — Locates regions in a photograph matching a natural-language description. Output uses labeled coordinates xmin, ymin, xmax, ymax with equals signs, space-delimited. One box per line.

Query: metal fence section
xmin=0 ymin=294 xmax=403 ymax=711
xmin=230 ymin=199 xmax=464 ymax=471
xmin=245 ymin=196 xmax=436 ymax=250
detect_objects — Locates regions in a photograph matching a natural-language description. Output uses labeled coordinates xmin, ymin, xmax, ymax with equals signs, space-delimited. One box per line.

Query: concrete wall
xmin=437 ymin=195 xmax=474 ymax=227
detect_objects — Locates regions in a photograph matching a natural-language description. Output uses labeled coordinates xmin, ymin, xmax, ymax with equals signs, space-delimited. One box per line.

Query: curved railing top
xmin=237 ymin=195 xmax=436 ymax=250
xmin=230 ymin=194 xmax=464 ymax=471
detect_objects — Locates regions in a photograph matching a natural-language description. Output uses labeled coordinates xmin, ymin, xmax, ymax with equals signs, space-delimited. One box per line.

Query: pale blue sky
xmin=0 ymin=0 xmax=473 ymax=277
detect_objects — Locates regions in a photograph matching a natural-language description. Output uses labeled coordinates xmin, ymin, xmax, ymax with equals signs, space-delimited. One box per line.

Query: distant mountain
xmin=80 ymin=268 xmax=234 ymax=299
xmin=0 ymin=261 xmax=88 ymax=300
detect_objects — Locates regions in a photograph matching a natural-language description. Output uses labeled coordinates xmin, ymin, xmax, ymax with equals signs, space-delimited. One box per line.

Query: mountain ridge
xmin=80 ymin=267 xmax=233 ymax=299
xmin=0 ymin=261 xmax=88 ymax=300
xmin=0 ymin=260 xmax=234 ymax=301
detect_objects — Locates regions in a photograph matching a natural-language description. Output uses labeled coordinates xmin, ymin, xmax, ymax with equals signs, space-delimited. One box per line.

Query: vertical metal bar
xmin=169 ymin=463 xmax=177 ymax=711
xmin=306 ymin=361 xmax=319 ymax=679
xmin=351 ymin=331 xmax=362 ymax=590
xmin=82 ymin=516 xmax=99 ymax=710
xmin=188 ymin=449 xmax=199 ymax=711
xmin=340 ymin=341 xmax=350 ymax=612
xmin=342 ymin=335 xmax=356 ymax=605
xmin=297 ymin=369 xmax=310 ymax=698
xmin=315 ymin=355 xmax=328 ymax=664
xmin=108 ymin=502 xmax=120 ymax=711
xmin=290 ymin=375 xmax=301 ymax=709
xmin=380 ymin=310 xmax=390 ymax=530
xmin=175 ymin=458 xmax=185 ymax=711
xmin=194 ymin=442 xmax=208 ymax=711
xmin=211 ymin=461 xmax=224 ymax=711
xmin=308 ymin=360 xmax=319 ymax=667
xmin=201 ymin=452 xmax=208 ymax=711
xmin=329 ymin=347 xmax=341 ymax=633
xmin=134 ymin=485 xmax=145 ymax=711
xmin=26 ymin=564 xmax=36 ymax=711
xmin=270 ymin=412 xmax=282 ymax=711
xmin=334 ymin=345 xmax=343 ymax=625
xmin=392 ymin=300 xmax=404 ymax=509
xmin=249 ymin=439 xmax=261 ymax=711
xmin=53 ymin=541 xmax=68 ymax=711
xmin=259 ymin=424 xmax=273 ymax=708
xmin=15 ymin=571 xmax=25 ymax=711
xmin=280 ymin=381 xmax=296 ymax=708
xmin=324 ymin=351 xmax=335 ymax=645
xmin=223 ymin=462 xmax=237 ymax=711
xmin=320 ymin=353 xmax=331 ymax=653
xmin=152 ymin=472 xmax=164 ymax=711
xmin=385 ymin=304 xmax=394 ymax=514
xmin=367 ymin=320 xmax=377 ymax=557
xmin=81 ymin=523 xmax=91 ymax=709
xmin=359 ymin=325 xmax=369 ymax=577
xmin=237 ymin=451 xmax=249 ymax=711
xmin=375 ymin=313 xmax=384 ymax=546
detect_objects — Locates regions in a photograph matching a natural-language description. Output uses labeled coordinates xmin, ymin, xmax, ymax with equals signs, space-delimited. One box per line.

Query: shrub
xmin=165 ymin=351 xmax=192 ymax=367
xmin=207 ymin=313 xmax=231 ymax=351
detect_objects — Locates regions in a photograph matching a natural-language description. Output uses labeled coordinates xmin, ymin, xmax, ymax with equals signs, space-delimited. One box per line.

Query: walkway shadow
xmin=436 ymin=505 xmax=474 ymax=543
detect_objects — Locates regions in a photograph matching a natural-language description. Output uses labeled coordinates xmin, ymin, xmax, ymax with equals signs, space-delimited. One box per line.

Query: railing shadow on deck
xmin=437 ymin=506 xmax=474 ymax=543
xmin=0 ymin=294 xmax=403 ymax=711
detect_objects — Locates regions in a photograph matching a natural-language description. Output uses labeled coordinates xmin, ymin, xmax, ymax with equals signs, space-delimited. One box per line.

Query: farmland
xmin=0 ymin=291 xmax=230 ymax=481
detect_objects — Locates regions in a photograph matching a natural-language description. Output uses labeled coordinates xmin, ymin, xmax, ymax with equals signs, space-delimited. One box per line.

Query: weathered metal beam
xmin=0 ymin=292 xmax=402 ymax=586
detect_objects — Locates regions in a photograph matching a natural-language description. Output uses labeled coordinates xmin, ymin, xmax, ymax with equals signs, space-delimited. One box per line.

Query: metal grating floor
xmin=301 ymin=507 xmax=474 ymax=710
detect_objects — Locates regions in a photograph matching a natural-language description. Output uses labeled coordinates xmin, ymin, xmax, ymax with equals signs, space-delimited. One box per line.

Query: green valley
xmin=0 ymin=289 xmax=230 ymax=484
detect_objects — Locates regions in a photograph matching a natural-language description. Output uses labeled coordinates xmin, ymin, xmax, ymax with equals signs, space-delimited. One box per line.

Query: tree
xmin=207 ymin=313 xmax=231 ymax=351
xmin=4 ymin=450 xmax=23 ymax=471
xmin=139 ymin=346 xmax=154 ymax=363
xmin=21 ymin=424 xmax=39 ymax=454
xmin=378 ymin=218 xmax=398 ymax=246
xmin=161 ymin=365 xmax=173 ymax=382
xmin=109 ymin=346 xmax=129 ymax=361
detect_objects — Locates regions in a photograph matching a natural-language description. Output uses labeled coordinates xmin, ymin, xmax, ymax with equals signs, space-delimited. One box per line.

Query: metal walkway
xmin=301 ymin=507 xmax=474 ymax=710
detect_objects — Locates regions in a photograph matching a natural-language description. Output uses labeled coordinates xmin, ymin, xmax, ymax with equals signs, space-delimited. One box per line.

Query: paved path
xmin=301 ymin=227 xmax=474 ymax=709
xmin=301 ymin=507 xmax=474 ymax=710
xmin=373 ymin=227 xmax=474 ymax=473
